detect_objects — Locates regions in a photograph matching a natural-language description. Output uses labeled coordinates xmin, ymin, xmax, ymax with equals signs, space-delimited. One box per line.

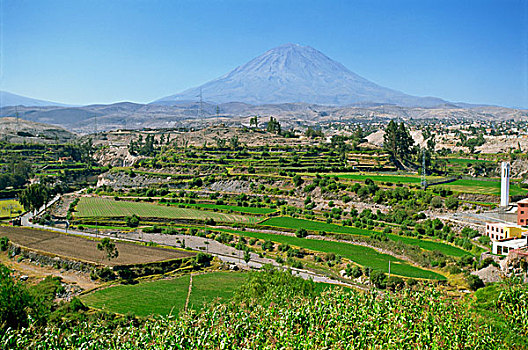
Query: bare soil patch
xmin=0 ymin=226 xmax=194 ymax=266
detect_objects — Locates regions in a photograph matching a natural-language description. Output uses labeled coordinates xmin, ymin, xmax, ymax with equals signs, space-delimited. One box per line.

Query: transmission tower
xmin=15 ymin=106 xmax=19 ymax=133
xmin=421 ymin=150 xmax=427 ymax=189
xmin=198 ymin=87 xmax=204 ymax=118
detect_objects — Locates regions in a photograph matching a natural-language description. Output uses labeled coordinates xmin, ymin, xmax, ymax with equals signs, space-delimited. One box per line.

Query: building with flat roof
xmin=485 ymin=222 xmax=528 ymax=241
xmin=493 ymin=235 xmax=528 ymax=255
xmin=518 ymin=198 xmax=528 ymax=226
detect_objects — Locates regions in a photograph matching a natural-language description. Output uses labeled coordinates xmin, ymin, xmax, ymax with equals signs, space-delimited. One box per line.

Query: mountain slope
xmin=0 ymin=91 xmax=68 ymax=108
xmin=155 ymin=43 xmax=446 ymax=107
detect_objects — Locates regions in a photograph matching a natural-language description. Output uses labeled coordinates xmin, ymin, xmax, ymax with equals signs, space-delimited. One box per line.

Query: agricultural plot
xmin=0 ymin=199 xmax=23 ymax=218
xmin=443 ymin=158 xmax=494 ymax=165
xmin=216 ymin=227 xmax=445 ymax=280
xmin=82 ymin=272 xmax=247 ymax=317
xmin=434 ymin=179 xmax=528 ymax=196
xmin=76 ymin=197 xmax=261 ymax=224
xmin=260 ymin=217 xmax=469 ymax=257
xmin=330 ymin=173 xmax=442 ymax=184
xmin=0 ymin=226 xmax=194 ymax=266
xmin=184 ymin=202 xmax=276 ymax=214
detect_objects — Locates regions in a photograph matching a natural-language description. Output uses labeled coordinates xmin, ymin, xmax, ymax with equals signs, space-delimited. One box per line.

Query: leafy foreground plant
xmin=2 ymin=269 xmax=525 ymax=349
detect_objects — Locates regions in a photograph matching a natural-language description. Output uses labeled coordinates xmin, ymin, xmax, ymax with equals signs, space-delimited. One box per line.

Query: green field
xmin=443 ymin=158 xmax=494 ymax=165
xmin=82 ymin=272 xmax=247 ymax=317
xmin=215 ymin=227 xmax=444 ymax=280
xmin=260 ymin=217 xmax=469 ymax=257
xmin=435 ymin=179 xmax=528 ymax=196
xmin=0 ymin=199 xmax=24 ymax=218
xmin=76 ymin=197 xmax=260 ymax=224
xmin=184 ymin=202 xmax=276 ymax=214
xmin=330 ymin=173 xmax=438 ymax=184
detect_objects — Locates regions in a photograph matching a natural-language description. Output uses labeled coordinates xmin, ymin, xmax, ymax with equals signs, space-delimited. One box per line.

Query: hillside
xmin=0 ymin=117 xmax=76 ymax=143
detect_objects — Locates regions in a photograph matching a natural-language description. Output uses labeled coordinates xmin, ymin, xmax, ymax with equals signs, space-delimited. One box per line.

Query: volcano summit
xmin=155 ymin=43 xmax=446 ymax=107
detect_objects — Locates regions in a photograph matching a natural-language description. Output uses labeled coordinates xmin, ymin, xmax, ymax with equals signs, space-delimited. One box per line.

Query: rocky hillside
xmin=0 ymin=117 xmax=76 ymax=143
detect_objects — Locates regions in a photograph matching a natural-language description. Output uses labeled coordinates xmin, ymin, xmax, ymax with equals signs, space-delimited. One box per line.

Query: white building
xmin=493 ymin=235 xmax=528 ymax=255
xmin=485 ymin=222 xmax=528 ymax=241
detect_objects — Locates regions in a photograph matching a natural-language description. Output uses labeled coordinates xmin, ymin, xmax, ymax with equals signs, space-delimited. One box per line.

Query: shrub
xmin=345 ymin=264 xmax=362 ymax=278
xmin=478 ymin=235 xmax=491 ymax=246
xmin=431 ymin=196 xmax=443 ymax=208
xmin=261 ymin=240 xmax=274 ymax=251
xmin=0 ymin=264 xmax=36 ymax=330
xmin=445 ymin=196 xmax=459 ymax=210
xmin=205 ymin=218 xmax=216 ymax=226
xmin=370 ymin=270 xmax=387 ymax=289
xmin=195 ymin=253 xmax=212 ymax=267
xmin=467 ymin=275 xmax=485 ymax=291
xmin=125 ymin=214 xmax=140 ymax=228
xmin=0 ymin=237 xmax=9 ymax=251
xmin=296 ymin=228 xmax=308 ymax=238
xmin=386 ymin=276 xmax=404 ymax=291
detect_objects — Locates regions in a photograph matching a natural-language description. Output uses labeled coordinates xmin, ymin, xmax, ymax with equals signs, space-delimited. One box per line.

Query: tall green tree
xmin=383 ymin=120 xmax=399 ymax=158
xmin=383 ymin=121 xmax=415 ymax=164
xmin=267 ymin=117 xmax=281 ymax=134
xmin=19 ymin=183 xmax=51 ymax=214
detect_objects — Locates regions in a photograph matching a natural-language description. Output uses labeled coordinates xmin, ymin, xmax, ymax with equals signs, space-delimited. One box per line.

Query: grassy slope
xmin=188 ymin=272 xmax=248 ymax=310
xmin=82 ymin=272 xmax=248 ymax=317
xmin=260 ymin=217 xmax=469 ymax=257
xmin=215 ymin=227 xmax=445 ymax=280
xmin=82 ymin=275 xmax=190 ymax=317
xmin=76 ymin=197 xmax=259 ymax=224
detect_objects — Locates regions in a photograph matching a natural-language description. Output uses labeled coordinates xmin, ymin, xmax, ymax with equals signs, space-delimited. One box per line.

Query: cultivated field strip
xmin=76 ymin=197 xmax=261 ymax=224
xmin=0 ymin=226 xmax=194 ymax=266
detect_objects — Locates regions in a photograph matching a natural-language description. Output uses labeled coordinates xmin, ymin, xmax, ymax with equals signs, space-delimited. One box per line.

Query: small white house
xmin=492 ymin=235 xmax=528 ymax=255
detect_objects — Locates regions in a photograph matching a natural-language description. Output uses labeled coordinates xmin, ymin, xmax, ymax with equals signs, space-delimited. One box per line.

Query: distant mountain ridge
xmin=155 ymin=43 xmax=447 ymax=107
xmin=0 ymin=91 xmax=69 ymax=108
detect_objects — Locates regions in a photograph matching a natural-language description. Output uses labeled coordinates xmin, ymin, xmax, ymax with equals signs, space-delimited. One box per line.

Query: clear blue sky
xmin=1 ymin=0 xmax=527 ymax=107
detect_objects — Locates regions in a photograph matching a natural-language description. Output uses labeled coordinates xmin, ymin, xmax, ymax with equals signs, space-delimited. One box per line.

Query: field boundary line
xmin=185 ymin=274 xmax=193 ymax=311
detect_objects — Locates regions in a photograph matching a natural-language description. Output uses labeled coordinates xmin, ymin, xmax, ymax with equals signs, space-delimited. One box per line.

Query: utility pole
xmin=388 ymin=260 xmax=391 ymax=278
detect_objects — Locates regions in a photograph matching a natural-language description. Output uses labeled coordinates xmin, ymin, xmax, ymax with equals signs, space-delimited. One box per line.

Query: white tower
xmin=501 ymin=162 xmax=510 ymax=207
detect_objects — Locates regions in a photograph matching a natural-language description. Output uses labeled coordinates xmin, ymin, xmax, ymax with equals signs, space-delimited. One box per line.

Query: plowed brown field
xmin=0 ymin=226 xmax=194 ymax=266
